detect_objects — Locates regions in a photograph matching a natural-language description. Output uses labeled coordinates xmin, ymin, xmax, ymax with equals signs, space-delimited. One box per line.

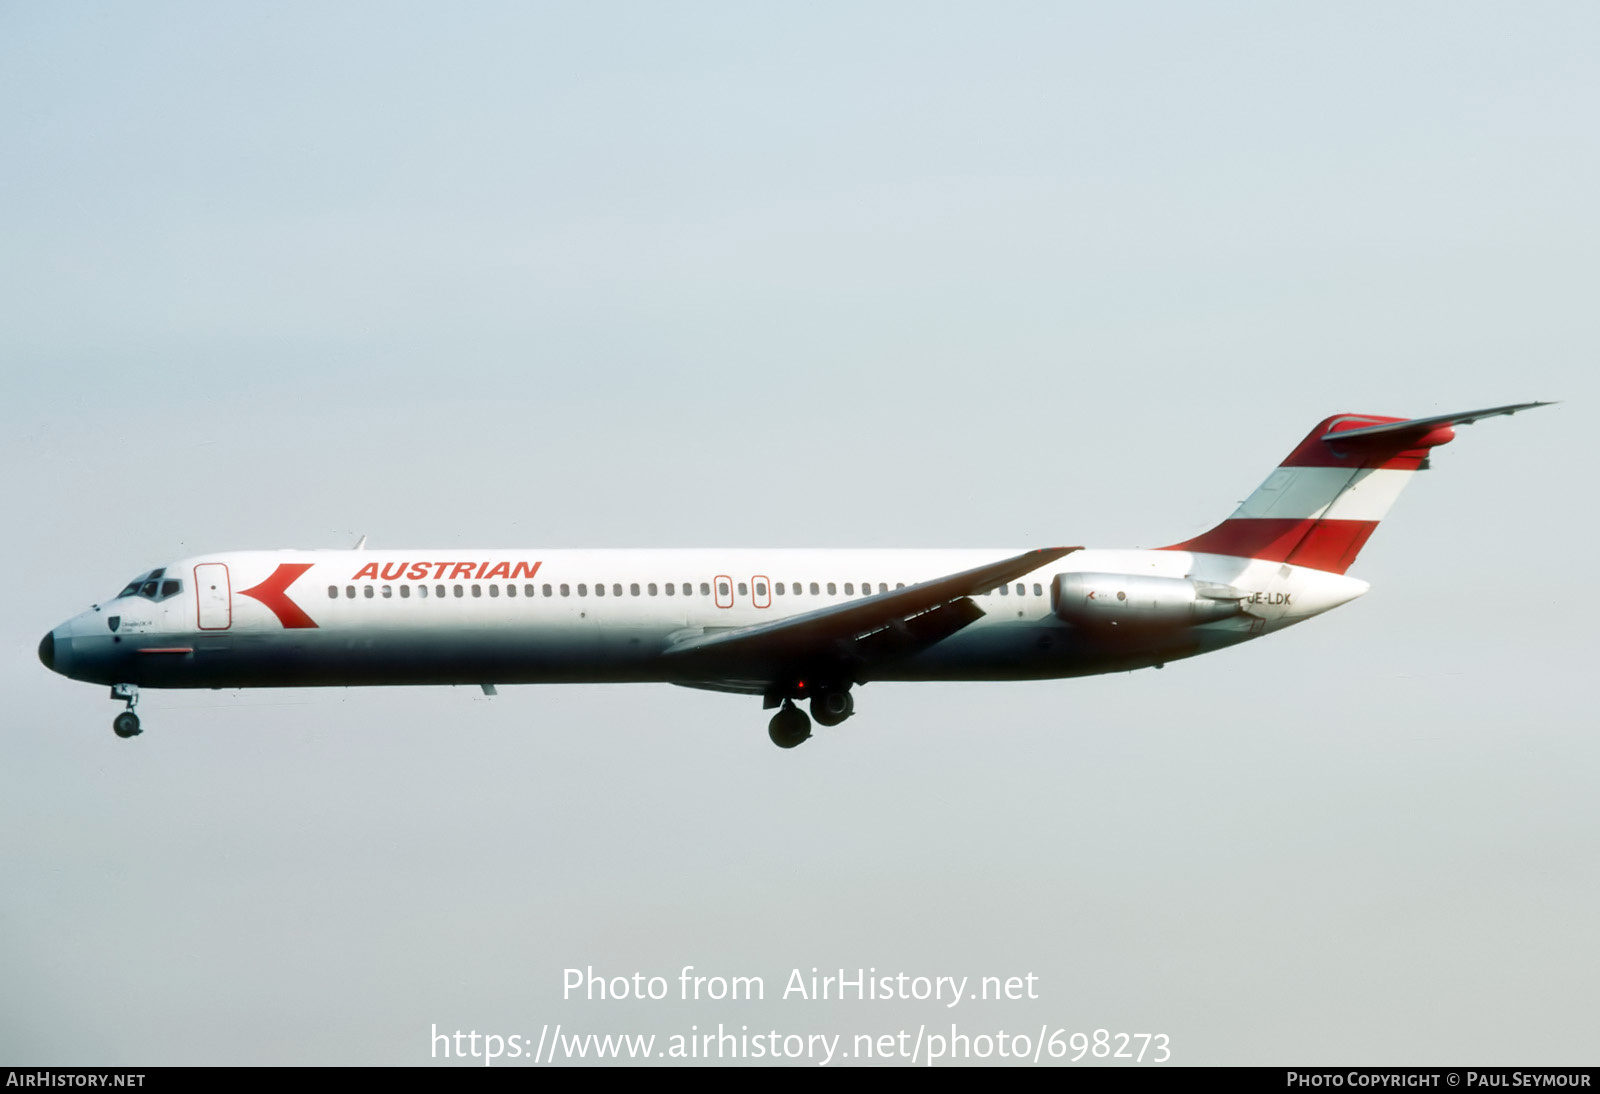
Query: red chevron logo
xmin=238 ymin=563 xmax=318 ymax=629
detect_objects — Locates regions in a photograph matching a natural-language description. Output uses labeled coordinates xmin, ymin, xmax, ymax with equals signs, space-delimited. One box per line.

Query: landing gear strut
xmin=767 ymin=700 xmax=812 ymax=749
xmin=111 ymin=684 xmax=142 ymax=739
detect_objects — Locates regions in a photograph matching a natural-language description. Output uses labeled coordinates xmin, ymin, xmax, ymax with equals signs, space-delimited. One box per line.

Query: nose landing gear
xmin=110 ymin=684 xmax=142 ymax=739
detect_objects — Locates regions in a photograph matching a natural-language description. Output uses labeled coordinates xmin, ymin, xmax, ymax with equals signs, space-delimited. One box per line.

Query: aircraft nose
xmin=38 ymin=630 xmax=55 ymax=672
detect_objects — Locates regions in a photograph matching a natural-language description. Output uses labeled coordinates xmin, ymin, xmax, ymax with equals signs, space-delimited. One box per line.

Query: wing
xmin=661 ymin=546 xmax=1080 ymax=687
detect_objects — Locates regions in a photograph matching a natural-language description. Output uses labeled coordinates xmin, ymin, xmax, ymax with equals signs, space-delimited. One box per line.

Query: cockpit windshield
xmin=116 ymin=568 xmax=183 ymax=602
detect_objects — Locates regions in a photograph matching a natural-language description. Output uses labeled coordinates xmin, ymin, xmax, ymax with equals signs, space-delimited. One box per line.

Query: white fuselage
xmin=42 ymin=547 xmax=1368 ymax=693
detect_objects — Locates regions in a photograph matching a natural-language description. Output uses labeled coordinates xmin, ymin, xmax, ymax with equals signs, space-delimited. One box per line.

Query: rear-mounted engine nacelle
xmin=1051 ymin=572 xmax=1246 ymax=630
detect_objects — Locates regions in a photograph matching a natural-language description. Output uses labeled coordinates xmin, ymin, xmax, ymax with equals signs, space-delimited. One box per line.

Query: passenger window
xmin=880 ymin=583 xmax=888 ymax=593
xmin=328 ymin=585 xmax=338 ymax=599
xmin=648 ymin=583 xmax=657 ymax=596
xmin=542 ymin=584 xmax=552 ymax=597
xmin=896 ymin=583 xmax=905 ymax=589
xmin=454 ymin=585 xmax=464 ymax=597
xmin=699 ymin=582 xmax=710 ymax=596
xmin=526 ymin=584 xmax=537 ymax=597
xmin=775 ymin=582 xmax=785 ymax=595
xmin=578 ymin=584 xmax=588 ymax=597
xmin=436 ymin=585 xmax=446 ymax=598
xmin=614 ymin=584 xmax=623 ymax=597
xmin=1033 ymin=583 xmax=1042 ymax=596
xmin=400 ymin=585 xmax=411 ymax=599
xmin=826 ymin=582 xmax=836 ymax=595
xmin=419 ymin=584 xmax=429 ymax=598
xmin=755 ymin=581 xmax=767 ymax=597
xmin=844 ymin=583 xmax=853 ymax=595
xmin=346 ymin=586 xmax=356 ymax=598
xmin=998 ymin=585 xmax=1008 ymax=596
xmin=1016 ymin=583 xmax=1025 ymax=596
xmin=630 ymin=583 xmax=640 ymax=596
xmin=809 ymin=582 xmax=820 ymax=595
xmin=506 ymin=584 xmax=516 ymax=597
xmin=737 ymin=582 xmax=748 ymax=596
xmin=364 ymin=586 xmax=374 ymax=598
xmin=489 ymin=584 xmax=499 ymax=598
xmin=382 ymin=585 xmax=393 ymax=598
xmin=595 ymin=583 xmax=606 ymax=597
xmin=560 ymin=584 xmax=570 ymax=597
xmin=472 ymin=584 xmax=482 ymax=597
xmin=718 ymin=581 xmax=730 ymax=597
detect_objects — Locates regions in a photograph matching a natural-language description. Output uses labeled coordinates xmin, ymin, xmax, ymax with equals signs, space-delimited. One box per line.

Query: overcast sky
xmin=2 ymin=1 xmax=1595 ymax=1066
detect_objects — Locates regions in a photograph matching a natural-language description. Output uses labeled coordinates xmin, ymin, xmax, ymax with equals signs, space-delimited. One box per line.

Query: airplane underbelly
xmin=876 ymin=619 xmax=1252 ymax=681
xmin=150 ymin=624 xmax=669 ymax=688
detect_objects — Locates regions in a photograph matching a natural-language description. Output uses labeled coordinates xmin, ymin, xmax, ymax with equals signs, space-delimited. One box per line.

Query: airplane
xmin=38 ymin=402 xmax=1552 ymax=749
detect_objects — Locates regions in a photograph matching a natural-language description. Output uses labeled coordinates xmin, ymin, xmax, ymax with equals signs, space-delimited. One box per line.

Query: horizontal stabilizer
xmin=1321 ymin=401 xmax=1555 ymax=443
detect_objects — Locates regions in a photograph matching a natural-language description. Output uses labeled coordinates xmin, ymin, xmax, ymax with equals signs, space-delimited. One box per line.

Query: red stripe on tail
xmin=1278 ymin=414 xmax=1441 ymax=469
xmin=1161 ymin=411 xmax=1452 ymax=573
xmin=1169 ymin=518 xmax=1379 ymax=573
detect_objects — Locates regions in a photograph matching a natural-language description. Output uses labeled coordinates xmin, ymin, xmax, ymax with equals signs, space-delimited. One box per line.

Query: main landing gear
xmin=111 ymin=684 xmax=142 ymax=739
xmin=766 ymin=687 xmax=855 ymax=748
xmin=767 ymin=701 xmax=811 ymax=749
xmin=810 ymin=689 xmax=853 ymax=727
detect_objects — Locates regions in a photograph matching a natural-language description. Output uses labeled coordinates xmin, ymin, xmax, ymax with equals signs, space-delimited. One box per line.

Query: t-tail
xmin=1162 ymin=401 xmax=1555 ymax=574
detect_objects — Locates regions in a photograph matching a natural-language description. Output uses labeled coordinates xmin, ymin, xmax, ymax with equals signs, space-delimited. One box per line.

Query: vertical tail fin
xmin=1161 ymin=402 xmax=1553 ymax=574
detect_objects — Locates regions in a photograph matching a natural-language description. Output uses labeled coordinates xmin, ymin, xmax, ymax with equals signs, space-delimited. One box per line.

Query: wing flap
xmin=849 ymin=594 xmax=988 ymax=663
